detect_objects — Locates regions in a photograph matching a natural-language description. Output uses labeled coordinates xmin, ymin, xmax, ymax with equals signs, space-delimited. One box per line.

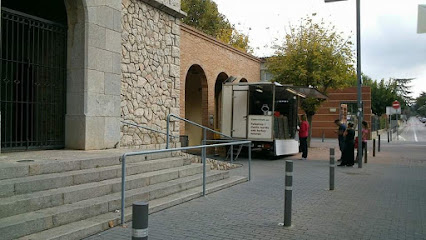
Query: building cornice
xmin=180 ymin=24 xmax=262 ymax=63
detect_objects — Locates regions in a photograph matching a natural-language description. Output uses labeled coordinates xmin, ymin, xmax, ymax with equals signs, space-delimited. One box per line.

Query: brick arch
xmin=183 ymin=64 xmax=209 ymax=146
xmin=215 ymin=72 xmax=229 ymax=130
xmin=240 ymin=78 xmax=248 ymax=82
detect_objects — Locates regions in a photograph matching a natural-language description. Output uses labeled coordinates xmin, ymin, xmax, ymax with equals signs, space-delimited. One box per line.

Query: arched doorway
xmin=1 ymin=0 xmax=68 ymax=150
xmin=214 ymin=72 xmax=228 ymax=132
xmin=185 ymin=65 xmax=208 ymax=146
xmin=240 ymin=78 xmax=248 ymax=82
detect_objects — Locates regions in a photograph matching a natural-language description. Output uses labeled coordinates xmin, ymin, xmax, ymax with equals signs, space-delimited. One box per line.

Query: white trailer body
xmin=220 ymin=82 xmax=305 ymax=156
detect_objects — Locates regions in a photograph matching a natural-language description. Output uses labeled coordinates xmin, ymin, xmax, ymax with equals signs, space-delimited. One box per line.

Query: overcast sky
xmin=213 ymin=0 xmax=426 ymax=98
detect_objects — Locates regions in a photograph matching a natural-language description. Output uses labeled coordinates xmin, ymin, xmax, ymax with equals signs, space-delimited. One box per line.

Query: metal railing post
xmin=284 ymin=160 xmax=293 ymax=227
xmin=378 ymin=134 xmax=381 ymax=152
xmin=248 ymin=143 xmax=252 ymax=181
xmin=121 ymin=155 xmax=127 ymax=225
xmin=230 ymin=145 xmax=234 ymax=164
xmin=202 ymin=129 xmax=207 ymax=196
xmin=329 ymin=148 xmax=335 ymax=191
xmin=322 ymin=130 xmax=325 ymax=142
xmin=166 ymin=115 xmax=170 ymax=149
xmin=387 ymin=131 xmax=390 ymax=143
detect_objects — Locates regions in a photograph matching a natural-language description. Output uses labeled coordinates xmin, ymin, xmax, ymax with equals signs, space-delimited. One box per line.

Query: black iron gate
xmin=1 ymin=8 xmax=67 ymax=150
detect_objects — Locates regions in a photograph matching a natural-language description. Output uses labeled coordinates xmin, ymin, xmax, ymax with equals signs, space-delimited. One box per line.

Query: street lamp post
xmin=326 ymin=0 xmax=363 ymax=168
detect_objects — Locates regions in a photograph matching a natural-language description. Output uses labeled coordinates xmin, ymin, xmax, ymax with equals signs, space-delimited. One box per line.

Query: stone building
xmin=0 ymin=0 xmax=185 ymax=151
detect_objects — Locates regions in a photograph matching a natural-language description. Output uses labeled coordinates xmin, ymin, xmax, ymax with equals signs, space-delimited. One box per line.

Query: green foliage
xmin=267 ymin=14 xmax=355 ymax=95
xmin=414 ymin=92 xmax=426 ymax=116
xmin=181 ymin=0 xmax=252 ymax=53
xmin=267 ymin=14 xmax=355 ymax=122
xmin=362 ymin=76 xmax=414 ymax=116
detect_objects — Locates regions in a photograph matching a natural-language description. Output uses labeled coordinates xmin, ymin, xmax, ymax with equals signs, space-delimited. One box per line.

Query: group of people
xmin=297 ymin=115 xmax=369 ymax=165
xmin=335 ymin=119 xmax=369 ymax=167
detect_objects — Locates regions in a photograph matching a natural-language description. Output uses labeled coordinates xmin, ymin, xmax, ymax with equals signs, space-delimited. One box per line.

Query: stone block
xmin=29 ymin=161 xmax=81 ymax=175
xmin=87 ymin=69 xmax=105 ymax=94
xmin=80 ymin=157 xmax=119 ymax=169
xmin=84 ymin=117 xmax=105 ymax=150
xmin=0 ymin=183 xmax=14 ymax=197
xmin=88 ymin=23 xmax=106 ymax=49
xmin=0 ymin=165 xmax=29 ymax=180
xmin=87 ymin=6 xmax=114 ymax=30
xmin=65 ymin=115 xmax=86 ymax=150
xmin=112 ymin=52 xmax=122 ymax=74
xmin=15 ymin=175 xmax=74 ymax=194
xmin=106 ymin=0 xmax=122 ymax=11
xmin=66 ymin=92 xmax=85 ymax=116
xmin=104 ymin=117 xmax=121 ymax=148
xmin=52 ymin=202 xmax=109 ymax=227
xmin=0 ymin=214 xmax=53 ymax=240
xmin=63 ymin=185 xmax=112 ymax=204
xmin=67 ymin=68 xmax=85 ymax=94
xmin=87 ymin=46 xmax=113 ymax=73
xmin=105 ymin=29 xmax=121 ymax=54
xmin=149 ymin=171 xmax=179 ymax=185
xmin=73 ymin=171 xmax=101 ymax=185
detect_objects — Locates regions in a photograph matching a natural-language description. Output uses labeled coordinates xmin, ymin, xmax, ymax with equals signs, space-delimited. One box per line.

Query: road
xmin=396 ymin=117 xmax=426 ymax=142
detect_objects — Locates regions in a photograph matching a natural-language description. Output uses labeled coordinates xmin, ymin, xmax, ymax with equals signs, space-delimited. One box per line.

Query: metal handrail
xmin=121 ymin=120 xmax=179 ymax=138
xmin=166 ymin=113 xmax=232 ymax=148
xmin=120 ymin=140 xmax=252 ymax=225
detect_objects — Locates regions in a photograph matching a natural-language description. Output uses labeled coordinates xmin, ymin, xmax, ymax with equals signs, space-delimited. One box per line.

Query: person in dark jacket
xmin=299 ymin=115 xmax=309 ymax=160
xmin=338 ymin=122 xmax=355 ymax=167
xmin=334 ymin=119 xmax=347 ymax=161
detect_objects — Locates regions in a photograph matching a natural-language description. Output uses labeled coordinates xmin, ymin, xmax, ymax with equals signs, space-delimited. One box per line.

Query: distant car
xmin=420 ymin=117 xmax=426 ymax=123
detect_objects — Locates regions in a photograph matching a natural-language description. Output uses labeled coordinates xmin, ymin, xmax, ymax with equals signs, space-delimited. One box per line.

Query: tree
xmin=414 ymin=92 xmax=426 ymax=116
xmin=267 ymin=14 xmax=355 ymax=144
xmin=181 ymin=0 xmax=252 ymax=53
xmin=361 ymin=76 xmax=413 ymax=116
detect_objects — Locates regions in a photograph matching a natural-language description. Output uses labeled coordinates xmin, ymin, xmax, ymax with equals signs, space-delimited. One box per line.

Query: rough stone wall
xmin=121 ymin=0 xmax=181 ymax=149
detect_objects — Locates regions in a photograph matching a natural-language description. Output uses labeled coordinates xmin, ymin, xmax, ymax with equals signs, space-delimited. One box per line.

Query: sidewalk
xmin=84 ymin=140 xmax=426 ymax=240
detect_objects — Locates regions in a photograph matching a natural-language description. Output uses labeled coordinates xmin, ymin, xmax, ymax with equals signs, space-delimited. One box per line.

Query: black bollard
xmin=132 ymin=202 xmax=148 ymax=240
xmin=364 ymin=142 xmax=368 ymax=163
xmin=284 ymin=160 xmax=293 ymax=227
xmin=378 ymin=135 xmax=381 ymax=152
xmin=329 ymin=148 xmax=335 ymax=190
xmin=373 ymin=139 xmax=376 ymax=157
xmin=387 ymin=131 xmax=390 ymax=143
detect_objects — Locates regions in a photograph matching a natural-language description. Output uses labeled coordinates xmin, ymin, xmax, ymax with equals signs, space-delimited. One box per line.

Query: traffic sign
xmin=392 ymin=100 xmax=400 ymax=109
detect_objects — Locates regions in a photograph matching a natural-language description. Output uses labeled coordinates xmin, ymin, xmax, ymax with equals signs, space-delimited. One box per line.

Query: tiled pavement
xmin=85 ymin=139 xmax=426 ymax=240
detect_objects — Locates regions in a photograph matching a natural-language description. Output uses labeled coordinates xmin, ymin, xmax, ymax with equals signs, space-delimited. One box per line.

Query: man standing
xmin=299 ymin=115 xmax=309 ymax=160
xmin=334 ymin=119 xmax=346 ymax=161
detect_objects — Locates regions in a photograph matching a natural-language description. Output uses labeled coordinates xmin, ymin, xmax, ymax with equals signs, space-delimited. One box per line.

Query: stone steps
xmin=0 ymin=171 xmax=230 ymax=240
xmin=0 ymin=156 xmax=189 ymax=198
xmin=16 ymin=176 xmax=248 ymax=240
xmin=0 ymin=163 xmax=204 ymax=218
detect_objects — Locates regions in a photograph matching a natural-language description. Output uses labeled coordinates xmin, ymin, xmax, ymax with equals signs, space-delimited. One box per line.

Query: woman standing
xmin=299 ymin=115 xmax=309 ymax=160
xmin=338 ymin=122 xmax=355 ymax=166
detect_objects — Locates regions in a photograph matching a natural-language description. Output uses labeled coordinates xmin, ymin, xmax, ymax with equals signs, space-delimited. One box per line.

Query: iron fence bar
xmin=121 ymin=121 xmax=179 ymax=138
xmin=120 ymin=140 xmax=251 ymax=225
xmin=202 ymin=129 xmax=207 ymax=196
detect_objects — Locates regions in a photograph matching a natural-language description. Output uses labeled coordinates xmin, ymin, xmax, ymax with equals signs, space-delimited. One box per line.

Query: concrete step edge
xmin=16 ymin=175 xmax=247 ymax=240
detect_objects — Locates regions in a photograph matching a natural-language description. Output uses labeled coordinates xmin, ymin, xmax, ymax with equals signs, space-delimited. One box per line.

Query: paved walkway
xmin=85 ymin=139 xmax=426 ymax=240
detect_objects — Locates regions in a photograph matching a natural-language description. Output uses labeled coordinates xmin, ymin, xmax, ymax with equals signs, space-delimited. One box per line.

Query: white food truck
xmin=220 ymin=82 xmax=307 ymax=156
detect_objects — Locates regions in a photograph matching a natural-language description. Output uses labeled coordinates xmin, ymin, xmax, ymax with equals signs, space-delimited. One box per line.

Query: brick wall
xmin=308 ymin=87 xmax=372 ymax=139
xmin=180 ymin=24 xmax=261 ymax=138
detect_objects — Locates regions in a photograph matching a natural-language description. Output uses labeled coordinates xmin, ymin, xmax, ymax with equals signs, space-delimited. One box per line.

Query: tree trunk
xmin=307 ymin=114 xmax=314 ymax=147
